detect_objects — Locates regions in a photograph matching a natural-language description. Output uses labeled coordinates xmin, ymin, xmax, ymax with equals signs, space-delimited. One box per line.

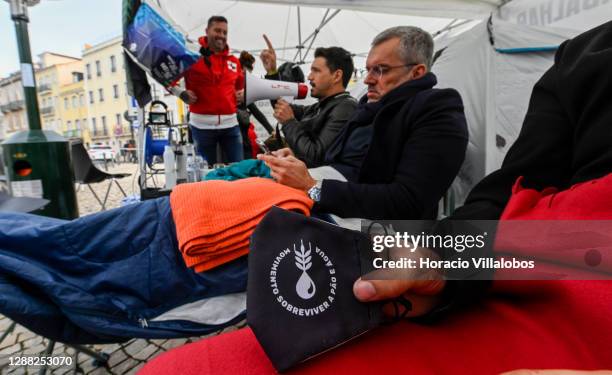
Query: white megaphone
xmin=244 ymin=73 xmax=308 ymax=105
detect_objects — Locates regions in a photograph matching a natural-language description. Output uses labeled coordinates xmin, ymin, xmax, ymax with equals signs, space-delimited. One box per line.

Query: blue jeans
xmin=190 ymin=125 xmax=244 ymax=165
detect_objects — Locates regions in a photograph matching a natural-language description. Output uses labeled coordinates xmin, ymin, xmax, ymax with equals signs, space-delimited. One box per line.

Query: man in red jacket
xmin=174 ymin=16 xmax=245 ymax=164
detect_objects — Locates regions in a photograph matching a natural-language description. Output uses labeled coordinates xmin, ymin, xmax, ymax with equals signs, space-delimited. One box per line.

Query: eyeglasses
xmin=364 ymin=63 xmax=418 ymax=79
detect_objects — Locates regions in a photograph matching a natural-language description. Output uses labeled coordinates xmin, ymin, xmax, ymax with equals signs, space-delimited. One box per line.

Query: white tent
xmin=223 ymin=0 xmax=506 ymax=20
xmin=432 ymin=17 xmax=579 ymax=205
xmin=429 ymin=0 xmax=611 ymax=205
xmin=499 ymin=0 xmax=612 ymax=30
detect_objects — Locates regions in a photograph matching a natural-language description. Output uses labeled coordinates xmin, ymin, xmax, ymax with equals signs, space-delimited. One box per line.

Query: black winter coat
xmin=284 ymin=92 xmax=358 ymax=167
xmin=318 ymin=73 xmax=469 ymax=220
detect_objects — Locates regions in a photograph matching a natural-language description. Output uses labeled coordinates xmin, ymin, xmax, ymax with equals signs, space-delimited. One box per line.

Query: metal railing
xmin=92 ymin=130 xmax=109 ymax=138
xmin=38 ymin=84 xmax=52 ymax=93
xmin=40 ymin=105 xmax=54 ymax=115
xmin=63 ymin=129 xmax=82 ymax=138
xmin=1 ymin=100 xmax=25 ymax=112
xmin=9 ymin=100 xmax=24 ymax=111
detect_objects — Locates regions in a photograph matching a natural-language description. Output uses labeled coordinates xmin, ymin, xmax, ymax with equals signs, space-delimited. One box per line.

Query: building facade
xmin=58 ymin=73 xmax=88 ymax=142
xmin=0 ymin=72 xmax=27 ymax=141
xmin=82 ymin=37 xmax=133 ymax=150
xmin=36 ymin=52 xmax=83 ymax=135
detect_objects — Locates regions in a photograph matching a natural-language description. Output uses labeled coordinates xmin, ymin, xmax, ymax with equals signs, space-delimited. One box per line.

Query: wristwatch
xmin=307 ymin=180 xmax=323 ymax=202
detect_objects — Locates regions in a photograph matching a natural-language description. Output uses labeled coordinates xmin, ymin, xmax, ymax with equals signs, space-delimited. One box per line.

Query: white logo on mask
xmin=269 ymin=239 xmax=337 ymax=317
xmin=295 ymin=240 xmax=316 ymax=300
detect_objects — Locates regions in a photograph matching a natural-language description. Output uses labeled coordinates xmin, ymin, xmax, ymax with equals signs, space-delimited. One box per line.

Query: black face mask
xmin=247 ymin=207 xmax=382 ymax=372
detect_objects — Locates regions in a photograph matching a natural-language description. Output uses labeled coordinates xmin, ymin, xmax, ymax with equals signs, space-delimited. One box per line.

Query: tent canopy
xmin=149 ymin=0 xmax=456 ymax=64
xmin=432 ymin=18 xmax=578 ymax=205
xmin=223 ymin=0 xmax=507 ymax=19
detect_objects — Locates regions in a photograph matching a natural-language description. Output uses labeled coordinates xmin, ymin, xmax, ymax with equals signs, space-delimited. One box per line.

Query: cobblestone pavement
xmin=1 ymin=163 xmax=244 ymax=374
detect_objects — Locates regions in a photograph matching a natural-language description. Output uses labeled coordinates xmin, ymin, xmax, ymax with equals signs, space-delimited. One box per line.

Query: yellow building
xmin=0 ymin=72 xmax=27 ymax=141
xmin=58 ymin=74 xmax=89 ymax=143
xmin=82 ymin=37 xmax=132 ymax=150
xmin=35 ymin=53 xmax=83 ymax=137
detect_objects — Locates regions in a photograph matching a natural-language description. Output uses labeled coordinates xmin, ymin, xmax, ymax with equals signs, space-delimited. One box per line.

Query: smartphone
xmin=256 ymin=139 xmax=271 ymax=155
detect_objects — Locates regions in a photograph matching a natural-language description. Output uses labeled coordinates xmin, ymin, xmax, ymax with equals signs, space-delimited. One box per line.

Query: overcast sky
xmin=0 ymin=0 xmax=122 ymax=78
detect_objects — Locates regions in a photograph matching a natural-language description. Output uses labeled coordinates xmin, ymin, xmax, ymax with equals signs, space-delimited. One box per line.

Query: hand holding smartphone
xmin=256 ymin=139 xmax=271 ymax=155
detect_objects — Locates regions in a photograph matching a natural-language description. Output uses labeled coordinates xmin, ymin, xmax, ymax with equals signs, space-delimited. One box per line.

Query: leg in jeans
xmin=239 ymin=123 xmax=253 ymax=159
xmin=219 ymin=126 xmax=244 ymax=163
xmin=190 ymin=126 xmax=219 ymax=165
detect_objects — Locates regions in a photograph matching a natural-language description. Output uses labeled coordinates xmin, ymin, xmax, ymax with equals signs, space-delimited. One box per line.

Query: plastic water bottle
xmin=196 ymin=155 xmax=208 ymax=180
xmin=186 ymin=155 xmax=196 ymax=182
xmin=185 ymin=144 xmax=198 ymax=182
xmin=163 ymin=145 xmax=176 ymax=189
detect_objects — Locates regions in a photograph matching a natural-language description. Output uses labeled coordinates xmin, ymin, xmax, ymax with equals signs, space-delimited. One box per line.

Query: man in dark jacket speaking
xmin=259 ymin=26 xmax=468 ymax=221
xmin=260 ymin=36 xmax=358 ymax=167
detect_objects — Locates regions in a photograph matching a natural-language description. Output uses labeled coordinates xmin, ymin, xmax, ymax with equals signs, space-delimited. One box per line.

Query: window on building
xmin=79 ymin=94 xmax=84 ymax=106
xmin=113 ymin=84 xmax=119 ymax=99
xmin=67 ymin=120 xmax=71 ymax=130
xmin=101 ymin=116 xmax=107 ymax=135
xmin=72 ymin=72 xmax=83 ymax=83
xmin=98 ymin=88 xmax=104 ymax=102
xmin=89 ymin=91 xmax=94 ymax=104
xmin=75 ymin=119 xmax=80 ymax=130
xmin=86 ymin=64 xmax=91 ymax=80
xmin=95 ymin=60 xmax=101 ymax=77
xmin=115 ymin=113 xmax=121 ymax=127
xmin=72 ymin=96 xmax=77 ymax=108
xmin=91 ymin=117 xmax=97 ymax=135
xmin=64 ymin=97 xmax=69 ymax=109
xmin=110 ymin=55 xmax=117 ymax=73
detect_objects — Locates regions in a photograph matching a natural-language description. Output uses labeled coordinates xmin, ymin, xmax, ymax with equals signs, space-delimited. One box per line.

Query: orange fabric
xmin=170 ymin=177 xmax=313 ymax=272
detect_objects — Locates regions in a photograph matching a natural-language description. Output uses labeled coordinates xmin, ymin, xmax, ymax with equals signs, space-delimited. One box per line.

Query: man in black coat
xmin=260 ymin=36 xmax=358 ymax=167
xmin=259 ymin=27 xmax=468 ymax=220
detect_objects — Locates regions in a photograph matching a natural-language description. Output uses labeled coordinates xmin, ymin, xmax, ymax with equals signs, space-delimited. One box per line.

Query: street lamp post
xmin=7 ymin=0 xmax=41 ymax=131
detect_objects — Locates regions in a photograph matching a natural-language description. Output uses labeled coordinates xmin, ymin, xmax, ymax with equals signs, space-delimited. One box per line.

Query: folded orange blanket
xmin=170 ymin=178 xmax=313 ymax=272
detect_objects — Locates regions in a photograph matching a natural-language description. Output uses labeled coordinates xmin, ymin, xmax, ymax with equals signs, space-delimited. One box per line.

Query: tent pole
xmin=293 ymin=8 xmax=341 ymax=63
xmin=302 ymin=9 xmax=341 ymax=59
xmin=296 ymin=6 xmax=303 ymax=63
xmin=300 ymin=9 xmax=340 ymax=46
xmin=433 ymin=19 xmax=473 ymax=38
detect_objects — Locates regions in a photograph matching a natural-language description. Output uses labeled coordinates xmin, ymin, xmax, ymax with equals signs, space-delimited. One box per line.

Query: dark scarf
xmin=325 ymin=73 xmax=437 ymax=167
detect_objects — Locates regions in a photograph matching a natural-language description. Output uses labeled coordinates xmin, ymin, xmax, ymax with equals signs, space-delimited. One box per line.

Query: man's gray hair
xmin=372 ymin=26 xmax=434 ymax=70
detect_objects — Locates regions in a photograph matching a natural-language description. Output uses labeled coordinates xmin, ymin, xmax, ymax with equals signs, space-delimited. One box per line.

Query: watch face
xmin=309 ymin=187 xmax=321 ymax=202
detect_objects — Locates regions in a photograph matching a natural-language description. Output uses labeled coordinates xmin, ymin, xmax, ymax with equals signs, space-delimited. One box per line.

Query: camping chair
xmin=70 ymin=140 xmax=130 ymax=211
